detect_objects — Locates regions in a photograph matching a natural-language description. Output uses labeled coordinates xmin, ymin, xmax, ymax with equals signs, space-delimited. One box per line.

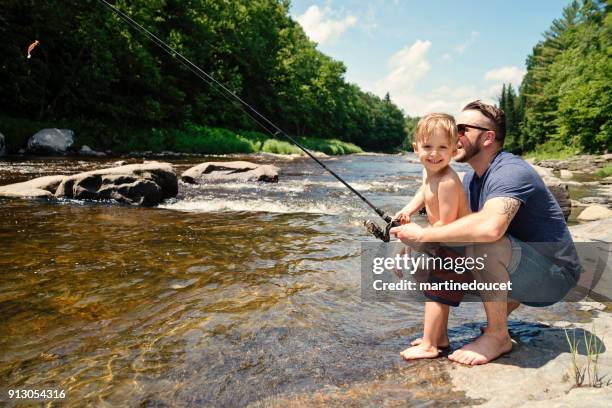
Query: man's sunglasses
xmin=457 ymin=124 xmax=491 ymax=134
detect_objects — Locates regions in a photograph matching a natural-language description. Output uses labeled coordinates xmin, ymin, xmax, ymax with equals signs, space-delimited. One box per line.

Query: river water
xmin=0 ymin=154 xmax=591 ymax=406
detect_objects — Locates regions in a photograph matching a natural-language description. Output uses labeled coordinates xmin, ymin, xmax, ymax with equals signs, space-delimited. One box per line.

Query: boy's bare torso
xmin=422 ymin=167 xmax=470 ymax=226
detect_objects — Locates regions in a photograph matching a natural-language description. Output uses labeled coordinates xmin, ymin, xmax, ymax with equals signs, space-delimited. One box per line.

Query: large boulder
xmin=181 ymin=161 xmax=280 ymax=184
xmin=546 ymin=181 xmax=572 ymax=221
xmin=577 ymin=204 xmax=612 ymax=222
xmin=0 ymin=162 xmax=178 ymax=206
xmin=0 ymin=131 xmax=5 ymax=156
xmin=0 ymin=175 xmax=67 ymax=199
xmin=54 ymin=161 xmax=178 ymax=206
xmin=27 ymin=128 xmax=74 ymax=154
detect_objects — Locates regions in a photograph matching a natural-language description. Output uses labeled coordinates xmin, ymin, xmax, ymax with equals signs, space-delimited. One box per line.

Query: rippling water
xmin=0 ymin=154 xmax=588 ymax=406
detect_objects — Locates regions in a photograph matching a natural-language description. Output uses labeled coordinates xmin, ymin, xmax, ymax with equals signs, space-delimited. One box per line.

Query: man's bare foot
xmin=479 ymin=301 xmax=521 ymax=333
xmin=447 ymin=333 xmax=512 ymax=365
xmin=400 ymin=343 xmax=440 ymax=360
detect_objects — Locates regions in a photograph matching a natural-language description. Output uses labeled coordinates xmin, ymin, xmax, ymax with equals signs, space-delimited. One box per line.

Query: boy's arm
xmin=431 ymin=177 xmax=459 ymax=227
xmin=395 ymin=185 xmax=425 ymax=223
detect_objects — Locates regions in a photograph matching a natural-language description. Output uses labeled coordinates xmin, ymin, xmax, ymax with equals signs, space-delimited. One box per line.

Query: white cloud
xmin=454 ymin=30 xmax=479 ymax=54
xmin=366 ymin=40 xmax=487 ymax=116
xmin=484 ymin=66 xmax=526 ymax=88
xmin=372 ymin=39 xmax=431 ymax=99
xmin=296 ymin=5 xmax=357 ymax=45
xmin=359 ymin=37 xmax=507 ymax=116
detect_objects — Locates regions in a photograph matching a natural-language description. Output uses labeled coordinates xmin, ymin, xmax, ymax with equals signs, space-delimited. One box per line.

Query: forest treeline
xmin=499 ymin=0 xmax=610 ymax=155
xmin=0 ymin=0 xmax=405 ymax=153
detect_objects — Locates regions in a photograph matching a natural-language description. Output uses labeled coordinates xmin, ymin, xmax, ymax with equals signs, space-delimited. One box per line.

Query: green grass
xmin=523 ymin=140 xmax=581 ymax=161
xmin=1 ymin=116 xmax=363 ymax=156
xmin=565 ymin=326 xmax=607 ymax=388
xmin=595 ymin=165 xmax=612 ymax=177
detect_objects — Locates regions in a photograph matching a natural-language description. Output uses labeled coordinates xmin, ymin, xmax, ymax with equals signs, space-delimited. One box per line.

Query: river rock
xmin=559 ymin=169 xmax=573 ymax=179
xmin=579 ymin=196 xmax=608 ymax=205
xmin=570 ymin=217 xmax=612 ymax=241
xmin=54 ymin=162 xmax=178 ymax=206
xmin=531 ymin=165 xmax=554 ymax=178
xmin=529 ymin=164 xmax=571 ymax=220
xmin=0 ymin=132 xmax=5 ymax=156
xmin=181 ymin=161 xmax=280 ymax=184
xmin=27 ymin=128 xmax=74 ymax=154
xmin=79 ymin=145 xmax=106 ymax=157
xmin=537 ymin=176 xmax=571 ymax=220
xmin=577 ymin=204 xmax=612 ymax=221
xmin=0 ymin=175 xmax=67 ymax=199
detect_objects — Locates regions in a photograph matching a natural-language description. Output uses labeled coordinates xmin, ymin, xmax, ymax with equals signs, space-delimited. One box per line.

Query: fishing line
xmin=96 ymin=0 xmax=399 ymax=237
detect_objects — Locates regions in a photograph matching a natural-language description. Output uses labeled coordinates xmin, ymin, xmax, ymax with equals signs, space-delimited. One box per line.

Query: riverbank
xmin=0 ymin=117 xmax=363 ymax=157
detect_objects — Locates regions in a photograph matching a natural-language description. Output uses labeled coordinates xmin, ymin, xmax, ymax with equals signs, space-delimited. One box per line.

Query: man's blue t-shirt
xmin=462 ymin=151 xmax=580 ymax=279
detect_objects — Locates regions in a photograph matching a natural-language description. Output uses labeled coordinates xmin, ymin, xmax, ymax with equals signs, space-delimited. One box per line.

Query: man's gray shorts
xmin=506 ymin=235 xmax=578 ymax=307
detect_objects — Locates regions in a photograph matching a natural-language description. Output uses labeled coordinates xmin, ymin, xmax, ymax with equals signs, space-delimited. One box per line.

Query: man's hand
xmin=390 ymin=223 xmax=424 ymax=244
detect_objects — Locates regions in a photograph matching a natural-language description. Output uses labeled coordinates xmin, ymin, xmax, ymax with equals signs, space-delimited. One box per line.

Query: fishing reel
xmin=364 ymin=216 xmax=400 ymax=242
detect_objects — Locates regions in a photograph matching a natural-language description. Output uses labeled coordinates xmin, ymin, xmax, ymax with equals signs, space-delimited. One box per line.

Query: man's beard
xmin=454 ymin=135 xmax=482 ymax=163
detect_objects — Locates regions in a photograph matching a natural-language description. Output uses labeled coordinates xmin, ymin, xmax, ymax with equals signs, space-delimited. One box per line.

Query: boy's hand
xmin=394 ymin=210 xmax=413 ymax=225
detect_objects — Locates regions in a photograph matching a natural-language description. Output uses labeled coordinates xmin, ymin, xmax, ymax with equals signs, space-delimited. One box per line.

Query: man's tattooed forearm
xmin=499 ymin=197 xmax=520 ymax=226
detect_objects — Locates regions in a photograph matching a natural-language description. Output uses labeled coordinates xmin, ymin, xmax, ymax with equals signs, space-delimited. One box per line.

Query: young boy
xmin=395 ymin=113 xmax=470 ymax=360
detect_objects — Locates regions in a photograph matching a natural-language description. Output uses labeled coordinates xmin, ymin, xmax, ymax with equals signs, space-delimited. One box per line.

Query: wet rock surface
xmin=181 ymin=160 xmax=280 ymax=183
xmin=0 ymin=162 xmax=178 ymax=206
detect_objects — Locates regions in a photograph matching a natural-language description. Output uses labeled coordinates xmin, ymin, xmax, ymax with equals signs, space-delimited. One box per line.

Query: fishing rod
xmin=97 ymin=0 xmax=400 ymax=241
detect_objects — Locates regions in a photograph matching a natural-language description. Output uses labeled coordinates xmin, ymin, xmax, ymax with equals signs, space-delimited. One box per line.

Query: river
xmin=0 ymin=154 xmax=591 ymax=406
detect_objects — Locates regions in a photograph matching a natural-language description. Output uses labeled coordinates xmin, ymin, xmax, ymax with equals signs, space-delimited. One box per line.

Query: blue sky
xmin=290 ymin=0 xmax=569 ymax=116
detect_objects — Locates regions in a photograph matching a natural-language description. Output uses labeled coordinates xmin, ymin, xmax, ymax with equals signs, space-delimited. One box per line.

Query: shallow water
xmin=0 ymin=154 xmax=592 ymax=406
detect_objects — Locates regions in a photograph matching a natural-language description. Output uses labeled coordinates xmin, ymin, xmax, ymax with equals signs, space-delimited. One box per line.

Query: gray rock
xmin=182 ymin=161 xmax=280 ymax=184
xmin=79 ymin=145 xmax=106 ymax=157
xmin=570 ymin=217 xmax=612 ymax=241
xmin=54 ymin=161 xmax=178 ymax=206
xmin=0 ymin=131 xmax=5 ymax=156
xmin=546 ymin=181 xmax=571 ymax=221
xmin=579 ymin=196 xmax=608 ymax=205
xmin=531 ymin=165 xmax=555 ymax=178
xmin=0 ymin=175 xmax=67 ymax=199
xmin=529 ymin=163 xmax=571 ymax=220
xmin=55 ymin=173 xmax=162 ymax=206
xmin=559 ymin=169 xmax=573 ymax=179
xmin=27 ymin=128 xmax=74 ymax=154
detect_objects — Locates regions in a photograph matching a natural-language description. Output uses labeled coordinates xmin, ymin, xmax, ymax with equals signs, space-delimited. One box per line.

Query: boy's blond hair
xmin=414 ymin=113 xmax=457 ymax=146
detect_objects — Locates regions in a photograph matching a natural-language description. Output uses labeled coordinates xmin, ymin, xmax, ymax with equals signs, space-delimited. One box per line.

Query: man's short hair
xmin=462 ymin=100 xmax=506 ymax=143
xmin=414 ymin=113 xmax=457 ymax=146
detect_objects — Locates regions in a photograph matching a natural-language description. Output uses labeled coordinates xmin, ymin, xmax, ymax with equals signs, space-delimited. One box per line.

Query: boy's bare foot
xmin=410 ymin=336 xmax=449 ymax=349
xmin=400 ymin=343 xmax=441 ymax=360
xmin=447 ymin=333 xmax=512 ymax=365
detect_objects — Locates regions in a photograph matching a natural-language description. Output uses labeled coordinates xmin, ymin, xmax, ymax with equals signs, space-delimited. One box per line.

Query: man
xmin=391 ymin=100 xmax=580 ymax=365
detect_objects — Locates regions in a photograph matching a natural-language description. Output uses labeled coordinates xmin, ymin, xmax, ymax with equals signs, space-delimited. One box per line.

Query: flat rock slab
xmin=181 ymin=161 xmax=280 ymax=184
xmin=0 ymin=162 xmax=178 ymax=206
xmin=0 ymin=175 xmax=67 ymax=199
